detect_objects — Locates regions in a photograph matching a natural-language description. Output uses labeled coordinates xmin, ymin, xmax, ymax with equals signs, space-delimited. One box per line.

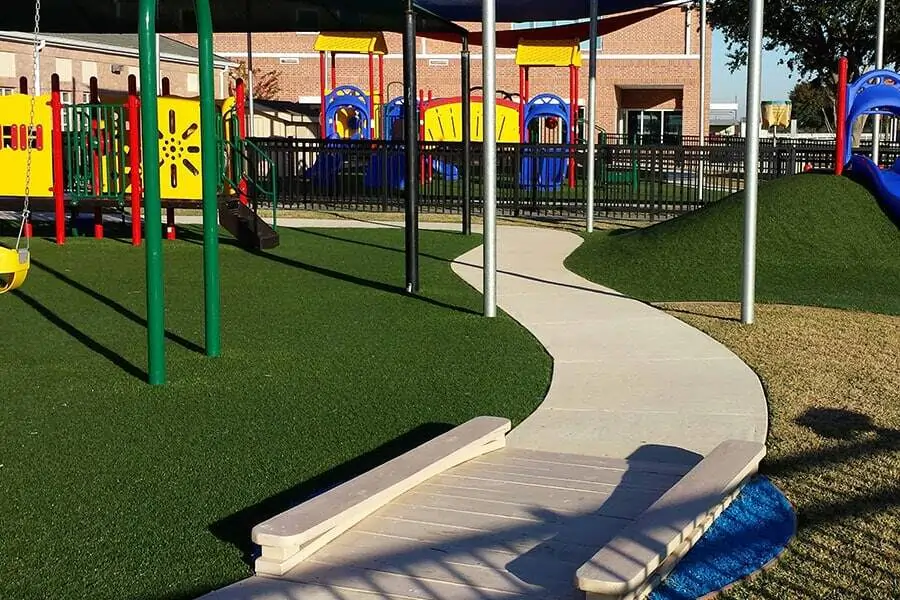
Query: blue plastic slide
xmin=364 ymin=152 xmax=406 ymax=190
xmin=849 ymin=154 xmax=900 ymax=226
xmin=431 ymin=158 xmax=460 ymax=182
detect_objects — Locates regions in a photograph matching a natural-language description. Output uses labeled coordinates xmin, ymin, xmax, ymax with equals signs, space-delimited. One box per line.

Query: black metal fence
xmin=248 ymin=136 xmax=900 ymax=221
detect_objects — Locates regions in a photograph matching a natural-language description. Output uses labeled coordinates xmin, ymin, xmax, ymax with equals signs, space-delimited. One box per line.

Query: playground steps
xmin=218 ymin=198 xmax=279 ymax=251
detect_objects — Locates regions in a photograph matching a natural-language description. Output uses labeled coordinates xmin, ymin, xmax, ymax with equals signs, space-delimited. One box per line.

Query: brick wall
xmin=168 ymin=6 xmax=715 ymax=136
xmin=0 ymin=40 xmax=230 ymax=100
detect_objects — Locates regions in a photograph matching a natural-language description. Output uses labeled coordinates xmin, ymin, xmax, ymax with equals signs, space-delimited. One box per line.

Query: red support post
xmin=161 ymin=77 xmax=171 ymax=97
xmin=235 ymin=79 xmax=249 ymax=205
xmin=51 ymin=74 xmax=65 ymax=245
xmin=519 ymin=66 xmax=526 ymax=142
xmin=94 ymin=206 xmax=104 ymax=239
xmin=330 ymin=53 xmax=337 ymax=94
xmin=419 ymin=89 xmax=426 ymax=183
xmin=836 ymin=57 xmax=849 ymax=176
xmin=378 ymin=54 xmax=385 ymax=138
xmin=127 ymin=74 xmax=142 ymax=246
xmin=368 ymin=52 xmax=375 ymax=139
xmin=319 ymin=51 xmax=327 ymax=137
xmin=166 ymin=206 xmax=176 ymax=240
xmin=568 ymin=65 xmax=576 ymax=189
xmin=19 ymin=76 xmax=28 ymax=94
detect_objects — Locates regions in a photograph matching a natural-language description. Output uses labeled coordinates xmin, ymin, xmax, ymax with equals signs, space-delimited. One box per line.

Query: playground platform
xmin=197 ymin=223 xmax=769 ymax=599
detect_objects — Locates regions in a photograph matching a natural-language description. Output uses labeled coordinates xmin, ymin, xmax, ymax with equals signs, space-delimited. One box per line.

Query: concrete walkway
xmin=190 ymin=220 xmax=767 ymax=599
xmin=451 ymin=226 xmax=767 ymax=462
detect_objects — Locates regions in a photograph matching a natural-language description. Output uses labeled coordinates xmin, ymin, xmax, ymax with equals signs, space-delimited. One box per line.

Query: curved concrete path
xmin=451 ymin=226 xmax=767 ymax=462
xmin=198 ymin=221 xmax=768 ymax=600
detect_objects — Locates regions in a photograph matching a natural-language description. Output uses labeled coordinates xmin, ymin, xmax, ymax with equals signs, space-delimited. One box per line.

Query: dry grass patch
xmin=659 ymin=302 xmax=900 ymax=599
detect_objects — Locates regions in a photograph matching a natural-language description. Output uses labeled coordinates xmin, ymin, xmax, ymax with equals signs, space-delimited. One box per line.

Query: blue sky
xmin=711 ymin=29 xmax=801 ymax=109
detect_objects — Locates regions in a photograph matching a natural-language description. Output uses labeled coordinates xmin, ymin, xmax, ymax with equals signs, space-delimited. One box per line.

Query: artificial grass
xmin=566 ymin=174 xmax=900 ymax=315
xmin=0 ymin=227 xmax=551 ymax=600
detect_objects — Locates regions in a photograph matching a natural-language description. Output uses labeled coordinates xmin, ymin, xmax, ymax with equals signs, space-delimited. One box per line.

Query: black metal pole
xmin=461 ymin=36 xmax=472 ymax=235
xmin=403 ymin=0 xmax=420 ymax=292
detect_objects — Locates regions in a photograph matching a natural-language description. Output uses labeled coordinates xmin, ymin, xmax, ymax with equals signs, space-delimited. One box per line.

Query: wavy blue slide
xmin=849 ymin=154 xmax=900 ymax=227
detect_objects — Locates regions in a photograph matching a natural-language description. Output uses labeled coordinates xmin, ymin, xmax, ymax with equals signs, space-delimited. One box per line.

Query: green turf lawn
xmin=566 ymin=174 xmax=900 ymax=315
xmin=0 ymin=226 xmax=551 ymax=600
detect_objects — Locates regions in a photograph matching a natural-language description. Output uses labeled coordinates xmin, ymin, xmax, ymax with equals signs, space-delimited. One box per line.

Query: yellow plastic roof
xmin=314 ymin=32 xmax=389 ymax=54
xmin=515 ymin=39 xmax=582 ymax=67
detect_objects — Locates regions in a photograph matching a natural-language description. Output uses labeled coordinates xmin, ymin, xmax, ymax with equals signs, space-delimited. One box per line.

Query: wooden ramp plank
xmin=479 ymin=449 xmax=694 ymax=477
xmin=455 ymin=458 xmax=683 ymax=492
xmin=252 ymin=417 xmax=511 ymax=575
xmin=310 ymin=530 xmax=579 ymax=587
xmin=417 ymin=479 xmax=664 ymax=520
xmin=576 ymin=440 xmax=766 ymax=596
xmin=374 ymin=504 xmax=629 ymax=548
xmin=351 ymin=518 xmax=609 ymax=566
xmin=282 ymin=561 xmax=554 ymax=599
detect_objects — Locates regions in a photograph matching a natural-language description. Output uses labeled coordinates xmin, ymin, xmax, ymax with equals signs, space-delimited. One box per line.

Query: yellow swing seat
xmin=0 ymin=247 xmax=30 ymax=294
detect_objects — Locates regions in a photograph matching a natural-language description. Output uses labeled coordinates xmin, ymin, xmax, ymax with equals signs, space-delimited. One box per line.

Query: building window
xmin=55 ymin=58 xmax=73 ymax=81
xmin=0 ymin=87 xmax=16 ymax=96
xmin=624 ymin=109 xmax=683 ymax=144
xmin=187 ymin=73 xmax=200 ymax=93
xmin=0 ymin=52 xmax=15 ymax=78
xmin=82 ymin=61 xmax=98 ymax=84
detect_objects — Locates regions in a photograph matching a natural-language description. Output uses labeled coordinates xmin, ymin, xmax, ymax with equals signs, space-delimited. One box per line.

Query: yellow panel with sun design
xmin=157 ymin=97 xmax=203 ymax=200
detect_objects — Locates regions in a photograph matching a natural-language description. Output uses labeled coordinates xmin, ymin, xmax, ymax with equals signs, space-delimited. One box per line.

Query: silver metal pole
xmin=585 ymin=0 xmax=599 ymax=233
xmin=698 ymin=0 xmax=707 ymax=202
xmin=873 ymin=0 xmax=885 ymax=166
xmin=483 ymin=0 xmax=497 ymax=318
xmin=742 ymin=0 xmax=764 ymax=325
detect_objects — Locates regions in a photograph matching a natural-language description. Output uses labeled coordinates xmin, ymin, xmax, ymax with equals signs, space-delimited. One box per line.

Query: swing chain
xmin=17 ymin=0 xmax=41 ymax=252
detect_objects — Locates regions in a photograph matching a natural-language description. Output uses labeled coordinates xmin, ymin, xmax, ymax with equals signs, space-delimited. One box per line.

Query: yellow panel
xmin=157 ymin=97 xmax=203 ymax=201
xmin=423 ymin=100 xmax=520 ymax=143
xmin=516 ymin=40 xmax=582 ymax=67
xmin=314 ymin=32 xmax=388 ymax=55
xmin=0 ymin=94 xmax=54 ymax=198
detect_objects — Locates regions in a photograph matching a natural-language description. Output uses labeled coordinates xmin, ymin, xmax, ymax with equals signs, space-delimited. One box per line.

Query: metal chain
xmin=17 ymin=0 xmax=41 ymax=252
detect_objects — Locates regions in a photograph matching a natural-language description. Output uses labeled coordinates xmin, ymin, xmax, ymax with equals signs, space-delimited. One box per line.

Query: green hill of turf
xmin=566 ymin=174 xmax=900 ymax=315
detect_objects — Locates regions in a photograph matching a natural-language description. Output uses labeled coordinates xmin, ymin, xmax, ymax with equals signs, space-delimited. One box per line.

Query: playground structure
xmin=306 ymin=34 xmax=596 ymax=192
xmin=0 ymin=74 xmax=276 ymax=248
xmin=835 ymin=57 xmax=900 ymax=225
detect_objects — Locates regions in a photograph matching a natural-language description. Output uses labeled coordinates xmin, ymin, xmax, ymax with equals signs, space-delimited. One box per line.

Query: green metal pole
xmin=195 ymin=0 xmax=222 ymax=357
xmin=138 ymin=0 xmax=166 ymax=385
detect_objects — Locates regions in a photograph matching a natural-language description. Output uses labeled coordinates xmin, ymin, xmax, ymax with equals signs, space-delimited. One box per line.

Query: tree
xmin=708 ymin=0 xmax=899 ymax=143
xmin=789 ymin=81 xmax=833 ymax=132
xmin=708 ymin=0 xmax=899 ymax=84
xmin=229 ymin=61 xmax=282 ymax=100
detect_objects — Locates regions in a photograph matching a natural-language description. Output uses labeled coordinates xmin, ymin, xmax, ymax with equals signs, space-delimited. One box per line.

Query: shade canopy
xmin=0 ymin=0 xmax=672 ymax=34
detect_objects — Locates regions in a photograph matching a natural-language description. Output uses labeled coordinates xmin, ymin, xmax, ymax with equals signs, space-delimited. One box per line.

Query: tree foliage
xmin=789 ymin=81 xmax=833 ymax=132
xmin=707 ymin=0 xmax=900 ymax=85
xmin=228 ymin=61 xmax=282 ymax=100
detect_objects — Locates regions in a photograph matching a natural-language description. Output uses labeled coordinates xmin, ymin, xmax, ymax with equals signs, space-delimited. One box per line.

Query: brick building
xmin=174 ymin=2 xmax=711 ymax=140
xmin=0 ymin=31 xmax=235 ymax=102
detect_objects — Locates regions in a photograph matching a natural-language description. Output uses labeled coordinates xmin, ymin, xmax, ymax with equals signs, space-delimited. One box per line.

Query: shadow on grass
xmin=178 ymin=228 xmax=479 ymax=316
xmin=764 ymin=407 xmax=900 ymax=530
xmin=660 ymin=304 xmax=742 ymax=324
xmin=12 ymin=289 xmax=147 ymax=380
xmin=287 ymin=228 xmax=634 ymax=301
xmin=30 ymin=257 xmax=206 ymax=354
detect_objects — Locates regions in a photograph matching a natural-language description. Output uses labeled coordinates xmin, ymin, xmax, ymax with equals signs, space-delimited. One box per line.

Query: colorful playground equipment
xmin=0 ymin=74 xmax=272 ymax=248
xmin=835 ymin=57 xmax=900 ymax=225
xmin=307 ymin=33 xmax=585 ymax=192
